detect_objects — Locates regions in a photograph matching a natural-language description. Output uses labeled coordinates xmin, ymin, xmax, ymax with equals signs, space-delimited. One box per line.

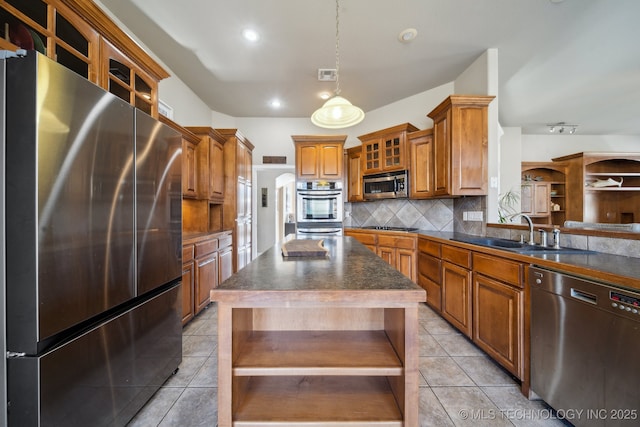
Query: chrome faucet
xmin=552 ymin=228 xmax=561 ymax=249
xmin=538 ymin=229 xmax=548 ymax=247
xmin=510 ymin=213 xmax=535 ymax=245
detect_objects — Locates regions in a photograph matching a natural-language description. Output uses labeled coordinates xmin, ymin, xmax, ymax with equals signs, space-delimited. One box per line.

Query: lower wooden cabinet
xmin=418 ymin=237 xmax=442 ymax=311
xmin=377 ymin=234 xmax=417 ymax=282
xmin=218 ymin=238 xmax=233 ymax=285
xmin=345 ymin=229 xmax=417 ymax=281
xmin=441 ymin=261 xmax=472 ymax=337
xmin=181 ymin=245 xmax=195 ymax=325
xmin=473 ymin=274 xmax=522 ymax=376
xmin=440 ymin=245 xmax=472 ymax=337
xmin=419 ymin=237 xmax=527 ymax=386
xmin=182 ymin=231 xmax=233 ymax=325
xmin=344 ymin=229 xmax=377 ymax=252
xmin=472 ymin=252 xmax=524 ymax=378
xmin=195 ymin=250 xmax=218 ymax=314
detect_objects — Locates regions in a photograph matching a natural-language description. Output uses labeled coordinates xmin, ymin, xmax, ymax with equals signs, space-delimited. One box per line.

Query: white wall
xmin=500 ymin=127 xmax=523 ymax=212
xmin=521 ymin=134 xmax=640 ymax=161
xmin=234 ymin=82 xmax=454 ymax=167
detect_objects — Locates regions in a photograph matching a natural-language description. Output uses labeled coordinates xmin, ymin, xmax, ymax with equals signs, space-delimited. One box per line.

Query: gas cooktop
xmin=360 ymin=226 xmax=420 ymax=232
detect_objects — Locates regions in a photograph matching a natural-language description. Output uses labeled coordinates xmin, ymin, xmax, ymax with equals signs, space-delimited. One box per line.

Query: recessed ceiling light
xmin=242 ymin=28 xmax=260 ymax=42
xmin=398 ymin=28 xmax=418 ymax=43
xmin=270 ymin=99 xmax=281 ymax=108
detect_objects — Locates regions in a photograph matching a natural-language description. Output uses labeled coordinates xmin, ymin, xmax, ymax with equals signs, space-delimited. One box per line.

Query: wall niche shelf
xmin=553 ymin=152 xmax=640 ymax=224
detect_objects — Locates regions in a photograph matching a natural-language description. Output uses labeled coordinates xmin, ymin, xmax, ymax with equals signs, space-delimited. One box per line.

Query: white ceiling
xmin=98 ymin=0 xmax=640 ymax=135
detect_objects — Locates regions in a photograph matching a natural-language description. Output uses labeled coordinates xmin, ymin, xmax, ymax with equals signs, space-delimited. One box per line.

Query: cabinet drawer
xmin=378 ymin=234 xmax=416 ymax=250
xmin=346 ymin=231 xmax=377 ymax=246
xmin=473 ymin=253 xmax=524 ymax=288
xmin=195 ymin=238 xmax=219 ymax=258
xmin=441 ymin=245 xmax=471 ymax=269
xmin=418 ymin=253 xmax=441 ymax=283
xmin=418 ymin=238 xmax=441 ymax=257
xmin=183 ymin=244 xmax=195 ymax=262
xmin=218 ymin=234 xmax=232 ymax=249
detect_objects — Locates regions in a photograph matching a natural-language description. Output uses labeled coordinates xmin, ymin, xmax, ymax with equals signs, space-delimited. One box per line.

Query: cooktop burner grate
xmin=360 ymin=226 xmax=420 ymax=232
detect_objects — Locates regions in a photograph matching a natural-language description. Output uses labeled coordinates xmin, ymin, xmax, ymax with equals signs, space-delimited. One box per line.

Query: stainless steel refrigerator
xmin=1 ymin=50 xmax=182 ymax=426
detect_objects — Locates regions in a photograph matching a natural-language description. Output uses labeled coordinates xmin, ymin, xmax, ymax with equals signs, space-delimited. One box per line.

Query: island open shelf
xmin=233 ymin=330 xmax=404 ymax=376
xmin=211 ymin=237 xmax=426 ymax=426
xmin=233 ymin=376 xmax=403 ymax=426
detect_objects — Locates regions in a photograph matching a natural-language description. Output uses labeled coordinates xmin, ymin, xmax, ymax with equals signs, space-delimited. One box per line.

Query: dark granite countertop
xmin=344 ymin=226 xmax=640 ymax=291
xmin=417 ymin=230 xmax=640 ymax=292
xmin=212 ymin=236 xmax=426 ymax=304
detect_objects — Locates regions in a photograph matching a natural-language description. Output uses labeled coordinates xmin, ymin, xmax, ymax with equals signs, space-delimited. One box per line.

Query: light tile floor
xmin=127 ymin=303 xmax=569 ymax=427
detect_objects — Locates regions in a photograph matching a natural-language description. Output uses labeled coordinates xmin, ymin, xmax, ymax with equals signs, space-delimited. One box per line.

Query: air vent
xmin=317 ymin=69 xmax=337 ymax=81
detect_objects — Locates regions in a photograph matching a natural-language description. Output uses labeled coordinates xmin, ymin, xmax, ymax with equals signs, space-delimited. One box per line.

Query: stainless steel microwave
xmin=363 ymin=170 xmax=408 ymax=200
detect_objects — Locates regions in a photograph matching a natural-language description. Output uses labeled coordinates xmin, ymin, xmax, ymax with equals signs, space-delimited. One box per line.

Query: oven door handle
xmin=297 ymin=192 xmax=342 ymax=197
xmin=298 ymin=228 xmax=341 ymax=234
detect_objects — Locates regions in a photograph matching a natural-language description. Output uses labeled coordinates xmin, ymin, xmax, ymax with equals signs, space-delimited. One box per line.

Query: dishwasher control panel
xmin=610 ymin=291 xmax=640 ymax=315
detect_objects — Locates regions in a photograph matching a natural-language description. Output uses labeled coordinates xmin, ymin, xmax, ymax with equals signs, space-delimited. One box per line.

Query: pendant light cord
xmin=334 ymin=0 xmax=341 ymax=96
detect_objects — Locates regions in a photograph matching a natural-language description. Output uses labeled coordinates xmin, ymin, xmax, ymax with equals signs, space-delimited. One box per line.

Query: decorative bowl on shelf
xmin=586 ymin=177 xmax=623 ymax=188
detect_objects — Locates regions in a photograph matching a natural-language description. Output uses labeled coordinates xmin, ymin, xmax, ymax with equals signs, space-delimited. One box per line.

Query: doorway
xmin=253 ymin=165 xmax=295 ymax=257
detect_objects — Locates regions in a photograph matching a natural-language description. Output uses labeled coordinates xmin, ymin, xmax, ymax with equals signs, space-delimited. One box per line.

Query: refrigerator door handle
xmin=6 ymin=351 xmax=26 ymax=358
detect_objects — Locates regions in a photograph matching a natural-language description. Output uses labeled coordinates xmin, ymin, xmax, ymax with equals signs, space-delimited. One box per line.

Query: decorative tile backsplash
xmin=345 ymin=199 xmax=454 ymax=231
xmin=344 ymin=196 xmax=487 ymax=234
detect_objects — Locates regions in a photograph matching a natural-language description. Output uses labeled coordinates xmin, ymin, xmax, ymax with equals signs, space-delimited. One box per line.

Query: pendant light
xmin=311 ymin=0 xmax=364 ymax=129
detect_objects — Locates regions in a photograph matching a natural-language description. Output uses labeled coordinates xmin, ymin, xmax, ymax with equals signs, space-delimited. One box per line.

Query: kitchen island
xmin=211 ymin=236 xmax=426 ymax=426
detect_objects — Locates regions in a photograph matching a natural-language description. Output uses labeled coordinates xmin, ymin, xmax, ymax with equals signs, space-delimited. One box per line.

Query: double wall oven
xmin=296 ymin=181 xmax=344 ymax=235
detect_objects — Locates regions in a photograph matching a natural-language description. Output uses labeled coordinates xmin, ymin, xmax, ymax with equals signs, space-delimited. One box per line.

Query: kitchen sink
xmin=450 ymin=236 xmax=596 ymax=255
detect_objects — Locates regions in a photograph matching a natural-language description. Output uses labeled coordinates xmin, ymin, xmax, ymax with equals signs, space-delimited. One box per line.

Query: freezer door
xmin=0 ymin=56 xmax=8 ymax=427
xmin=134 ymin=110 xmax=182 ymax=295
xmin=5 ymin=52 xmax=136 ymax=354
xmin=7 ymin=283 xmax=181 ymax=427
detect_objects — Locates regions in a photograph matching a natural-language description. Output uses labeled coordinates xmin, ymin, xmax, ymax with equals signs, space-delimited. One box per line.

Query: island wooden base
xmin=215 ymin=304 xmax=421 ymax=426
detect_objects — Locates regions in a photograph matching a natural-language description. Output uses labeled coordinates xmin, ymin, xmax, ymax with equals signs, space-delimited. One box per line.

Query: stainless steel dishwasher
xmin=530 ymin=266 xmax=640 ymax=426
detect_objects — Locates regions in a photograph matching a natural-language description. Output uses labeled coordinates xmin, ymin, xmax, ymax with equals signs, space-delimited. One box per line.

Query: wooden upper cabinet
xmin=346 ymin=146 xmax=363 ymax=202
xmin=0 ymin=0 xmax=169 ymax=115
xmin=101 ymin=39 xmax=156 ymax=116
xmin=358 ymin=123 xmax=418 ymax=175
xmin=521 ymin=182 xmax=550 ymax=221
xmin=409 ymin=128 xmax=435 ymax=199
xmin=292 ymin=135 xmax=346 ymax=181
xmin=0 ymin=0 xmax=100 ymax=81
xmin=160 ymin=116 xmax=201 ymax=199
xmin=186 ymin=127 xmax=227 ymax=202
xmin=427 ymin=95 xmax=494 ymax=197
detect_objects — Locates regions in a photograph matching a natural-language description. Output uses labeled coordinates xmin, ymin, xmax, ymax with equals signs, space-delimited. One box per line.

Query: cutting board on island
xmin=281 ymin=239 xmax=329 ymax=257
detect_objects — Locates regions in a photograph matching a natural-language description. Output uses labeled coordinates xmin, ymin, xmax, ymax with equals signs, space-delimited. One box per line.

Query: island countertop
xmin=211 ymin=236 xmax=426 ymax=426
xmin=211 ymin=236 xmax=426 ymax=305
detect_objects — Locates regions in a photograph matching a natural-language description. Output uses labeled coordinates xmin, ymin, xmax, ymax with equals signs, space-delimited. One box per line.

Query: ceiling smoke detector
xmin=317 ymin=69 xmax=337 ymax=82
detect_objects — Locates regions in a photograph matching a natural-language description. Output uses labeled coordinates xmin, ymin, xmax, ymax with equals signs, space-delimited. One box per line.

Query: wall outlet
xmin=463 ymin=211 xmax=484 ymax=221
